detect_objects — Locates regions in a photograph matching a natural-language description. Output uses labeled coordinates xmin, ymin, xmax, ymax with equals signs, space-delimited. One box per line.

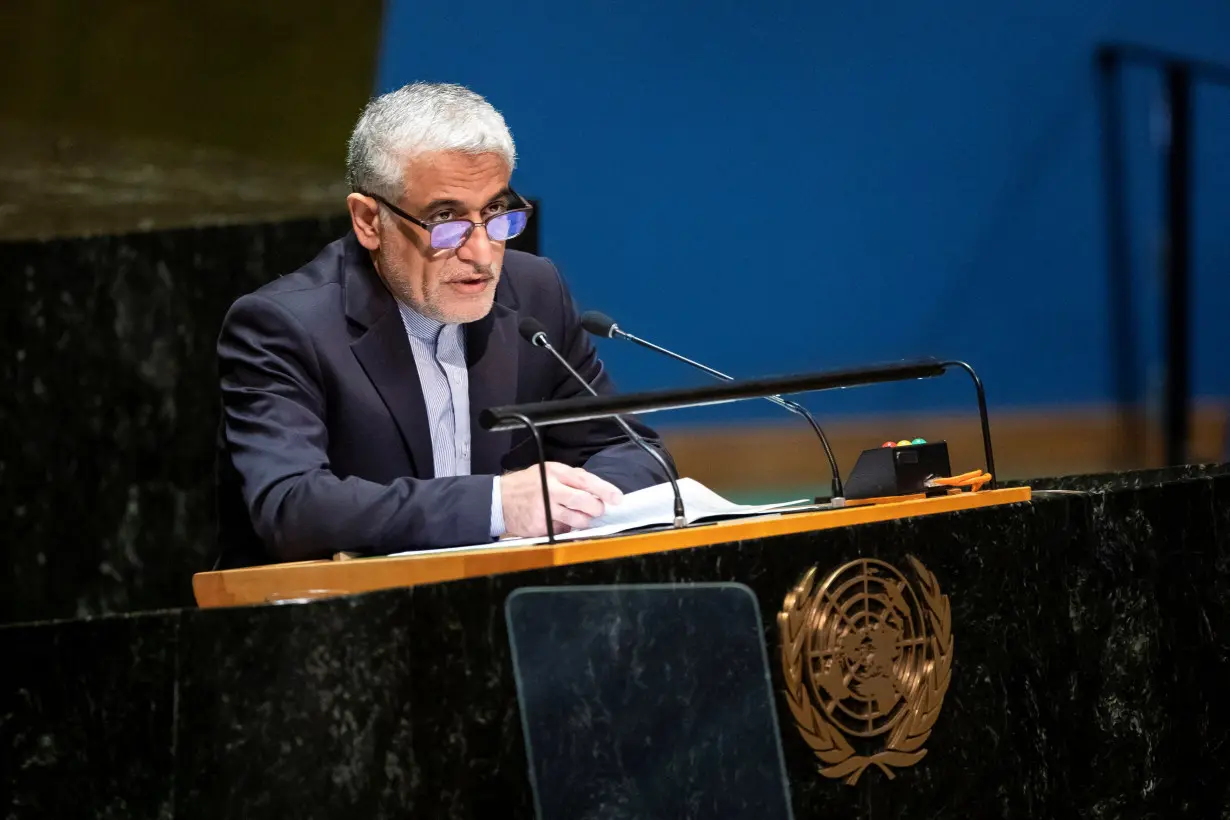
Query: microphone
xmin=517 ymin=317 xmax=687 ymax=528
xmin=580 ymin=311 xmax=845 ymax=500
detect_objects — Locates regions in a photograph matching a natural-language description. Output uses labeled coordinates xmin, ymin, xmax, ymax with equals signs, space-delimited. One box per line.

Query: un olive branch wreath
xmin=777 ymin=556 xmax=953 ymax=786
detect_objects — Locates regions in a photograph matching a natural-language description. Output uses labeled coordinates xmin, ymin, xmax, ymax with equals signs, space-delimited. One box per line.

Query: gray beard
xmin=374 ymin=246 xmax=498 ymax=325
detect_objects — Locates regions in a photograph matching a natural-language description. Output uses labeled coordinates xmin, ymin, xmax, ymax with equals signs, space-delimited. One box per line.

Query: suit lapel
xmin=344 ymin=237 xmax=435 ymax=478
xmin=465 ymin=301 xmax=519 ymax=476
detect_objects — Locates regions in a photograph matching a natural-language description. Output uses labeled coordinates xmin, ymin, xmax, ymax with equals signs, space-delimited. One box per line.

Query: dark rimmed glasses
xmin=362 ymin=189 xmax=534 ymax=250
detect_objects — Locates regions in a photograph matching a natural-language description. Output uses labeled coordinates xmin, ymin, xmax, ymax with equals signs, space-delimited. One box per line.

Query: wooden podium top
xmin=192 ymin=486 xmax=1031 ymax=609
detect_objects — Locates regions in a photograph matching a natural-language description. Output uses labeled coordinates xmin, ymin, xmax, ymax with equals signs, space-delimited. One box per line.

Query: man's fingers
xmin=552 ymin=465 xmax=624 ymax=506
xmin=550 ymin=504 xmax=593 ymax=530
xmin=550 ymin=482 xmax=605 ymax=519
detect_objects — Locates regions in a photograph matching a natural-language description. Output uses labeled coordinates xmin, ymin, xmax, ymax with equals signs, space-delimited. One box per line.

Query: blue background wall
xmin=376 ymin=0 xmax=1230 ymax=426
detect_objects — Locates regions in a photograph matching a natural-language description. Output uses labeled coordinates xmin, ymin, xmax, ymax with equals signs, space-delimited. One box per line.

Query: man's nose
xmin=455 ymin=222 xmax=493 ymax=267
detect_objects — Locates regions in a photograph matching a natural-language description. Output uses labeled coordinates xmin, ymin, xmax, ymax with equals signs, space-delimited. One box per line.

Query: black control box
xmin=843 ymin=441 xmax=952 ymax=500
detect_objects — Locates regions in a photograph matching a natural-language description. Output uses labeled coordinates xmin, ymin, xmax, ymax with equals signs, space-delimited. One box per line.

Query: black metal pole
xmin=507 ymin=412 xmax=554 ymax=544
xmin=481 ymin=360 xmax=948 ymax=431
xmin=1163 ymin=64 xmax=1193 ymax=465
xmin=939 ymin=361 xmax=997 ymax=489
xmin=1096 ymin=46 xmax=1145 ymax=467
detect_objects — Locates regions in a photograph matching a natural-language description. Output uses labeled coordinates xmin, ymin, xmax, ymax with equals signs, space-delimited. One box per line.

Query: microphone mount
xmin=482 ymin=358 xmax=998 ymax=492
xmin=519 ymin=318 xmax=688 ymax=534
xmin=588 ymin=314 xmax=844 ymax=499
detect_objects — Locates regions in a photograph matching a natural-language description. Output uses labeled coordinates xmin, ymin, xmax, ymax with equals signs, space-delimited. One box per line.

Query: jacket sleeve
xmin=218 ymin=293 xmax=494 ymax=561
xmin=538 ymin=263 xmax=678 ymax=492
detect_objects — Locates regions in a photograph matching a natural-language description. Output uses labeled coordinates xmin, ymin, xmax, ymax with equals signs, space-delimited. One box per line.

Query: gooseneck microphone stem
xmin=775 ymin=397 xmax=844 ymax=498
xmin=593 ymin=317 xmax=844 ymax=499
xmin=505 ymin=411 xmax=556 ymax=543
xmin=614 ymin=326 xmax=733 ymax=382
xmin=520 ymin=320 xmax=687 ymax=528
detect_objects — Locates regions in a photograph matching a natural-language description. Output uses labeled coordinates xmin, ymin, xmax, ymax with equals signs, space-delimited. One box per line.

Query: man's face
xmin=351 ymin=151 xmax=513 ymax=324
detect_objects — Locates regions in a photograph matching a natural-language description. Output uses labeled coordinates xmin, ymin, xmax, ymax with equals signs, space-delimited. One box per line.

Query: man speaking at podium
xmin=214 ymin=82 xmax=675 ymax=568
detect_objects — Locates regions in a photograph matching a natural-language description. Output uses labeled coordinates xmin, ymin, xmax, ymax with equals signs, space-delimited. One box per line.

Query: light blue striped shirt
xmin=397 ymin=302 xmax=504 ymax=538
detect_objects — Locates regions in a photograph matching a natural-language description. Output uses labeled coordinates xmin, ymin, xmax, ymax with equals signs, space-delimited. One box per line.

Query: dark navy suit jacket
xmin=215 ymin=232 xmax=675 ymax=567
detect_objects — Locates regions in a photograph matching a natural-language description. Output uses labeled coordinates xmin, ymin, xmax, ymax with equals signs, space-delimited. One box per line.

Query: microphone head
xmin=518 ymin=316 xmax=549 ymax=345
xmin=580 ymin=310 xmax=618 ymax=338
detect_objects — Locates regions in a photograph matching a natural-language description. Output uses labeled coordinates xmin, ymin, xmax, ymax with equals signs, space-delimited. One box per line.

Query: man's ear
xmin=346 ymin=193 xmax=381 ymax=251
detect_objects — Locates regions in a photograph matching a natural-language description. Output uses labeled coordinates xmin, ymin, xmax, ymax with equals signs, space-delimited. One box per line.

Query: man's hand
xmin=500 ymin=462 xmax=624 ymax=537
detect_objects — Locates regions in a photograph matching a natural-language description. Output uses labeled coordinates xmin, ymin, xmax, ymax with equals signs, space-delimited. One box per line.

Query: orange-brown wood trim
xmin=192 ymin=486 xmax=1031 ymax=609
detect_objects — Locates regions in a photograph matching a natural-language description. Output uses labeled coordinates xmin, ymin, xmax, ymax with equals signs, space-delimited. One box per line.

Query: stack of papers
xmin=391 ymin=478 xmax=808 ymax=557
xmin=581 ymin=477 xmax=806 ymax=534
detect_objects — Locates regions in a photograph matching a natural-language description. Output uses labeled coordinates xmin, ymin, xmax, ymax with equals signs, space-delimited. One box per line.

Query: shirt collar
xmin=397 ymin=300 xmax=448 ymax=342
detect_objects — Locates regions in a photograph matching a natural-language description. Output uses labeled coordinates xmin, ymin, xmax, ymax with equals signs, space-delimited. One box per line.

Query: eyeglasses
xmin=363 ymin=190 xmax=534 ymax=250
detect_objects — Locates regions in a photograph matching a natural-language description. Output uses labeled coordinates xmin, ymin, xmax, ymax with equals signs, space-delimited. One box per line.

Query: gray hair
xmin=346 ymin=82 xmax=517 ymax=200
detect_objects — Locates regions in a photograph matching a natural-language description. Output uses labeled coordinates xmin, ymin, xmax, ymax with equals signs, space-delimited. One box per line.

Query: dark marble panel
xmin=1172 ymin=475 xmax=1230 ymax=813
xmin=1019 ymin=462 xmax=1230 ymax=493
xmin=0 ymin=612 xmax=178 ymax=819
xmin=174 ymin=595 xmax=424 ymax=819
xmin=850 ymin=495 xmax=1087 ymax=820
xmin=1063 ymin=479 xmax=1226 ymax=818
xmin=1056 ymin=484 xmax=1181 ymax=817
xmin=0 ymin=215 xmax=349 ymax=625
xmin=176 ymin=585 xmax=547 ymax=819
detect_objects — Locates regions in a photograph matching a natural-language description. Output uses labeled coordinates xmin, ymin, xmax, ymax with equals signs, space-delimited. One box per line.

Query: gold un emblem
xmin=778 ymin=556 xmax=953 ymax=785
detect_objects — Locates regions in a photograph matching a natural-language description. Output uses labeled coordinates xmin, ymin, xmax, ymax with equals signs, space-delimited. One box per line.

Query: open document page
xmin=585 ymin=477 xmax=807 ymax=530
xmin=390 ymin=478 xmax=809 ymax=557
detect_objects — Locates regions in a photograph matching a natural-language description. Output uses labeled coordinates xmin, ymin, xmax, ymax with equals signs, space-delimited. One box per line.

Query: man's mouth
xmin=446 ymin=275 xmax=493 ymax=294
